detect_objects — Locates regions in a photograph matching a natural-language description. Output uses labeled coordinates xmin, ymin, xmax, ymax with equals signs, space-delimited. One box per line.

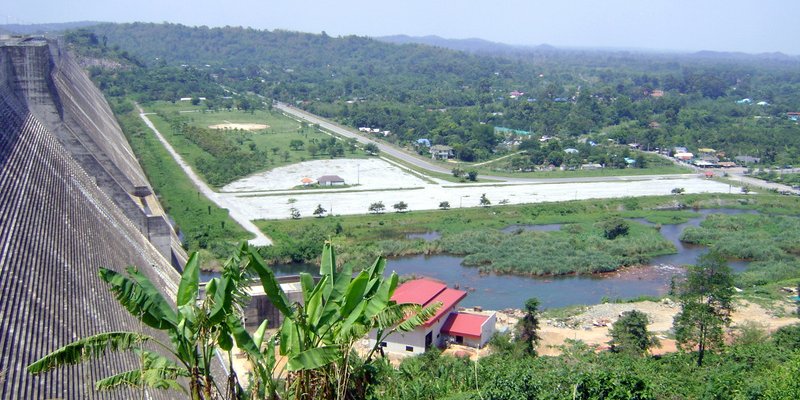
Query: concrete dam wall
xmin=0 ymin=37 xmax=187 ymax=399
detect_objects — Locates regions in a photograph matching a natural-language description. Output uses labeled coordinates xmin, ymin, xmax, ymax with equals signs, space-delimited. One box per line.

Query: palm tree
xmin=27 ymin=247 xmax=253 ymax=399
xmin=28 ymin=242 xmax=438 ymax=399
xmin=247 ymin=242 xmax=440 ymax=399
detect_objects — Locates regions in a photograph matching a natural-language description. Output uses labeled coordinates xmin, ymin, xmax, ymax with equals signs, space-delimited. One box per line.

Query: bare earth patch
xmin=496 ymin=299 xmax=799 ymax=356
xmin=208 ymin=123 xmax=269 ymax=131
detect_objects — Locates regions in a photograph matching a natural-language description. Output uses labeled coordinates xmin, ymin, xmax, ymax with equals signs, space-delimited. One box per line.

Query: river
xmin=389 ymin=208 xmax=755 ymax=310
xmin=203 ymin=209 xmax=758 ymax=310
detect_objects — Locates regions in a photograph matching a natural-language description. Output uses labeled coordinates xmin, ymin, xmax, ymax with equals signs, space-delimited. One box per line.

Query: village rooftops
xmin=391 ymin=279 xmax=467 ymax=327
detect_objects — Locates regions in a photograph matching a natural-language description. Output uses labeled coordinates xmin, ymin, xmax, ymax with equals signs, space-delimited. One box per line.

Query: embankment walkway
xmin=138 ymin=108 xmax=272 ymax=246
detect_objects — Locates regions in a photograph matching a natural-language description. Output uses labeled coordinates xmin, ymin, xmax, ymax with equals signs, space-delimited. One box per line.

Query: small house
xmin=581 ymin=163 xmax=603 ymax=170
xmin=735 ymin=156 xmax=761 ymax=165
xmin=430 ymin=145 xmax=454 ymax=160
xmin=441 ymin=311 xmax=496 ymax=348
xmin=317 ymin=175 xmax=345 ymax=186
xmin=788 ymin=112 xmax=800 ymax=121
xmin=368 ymin=279 xmax=495 ymax=354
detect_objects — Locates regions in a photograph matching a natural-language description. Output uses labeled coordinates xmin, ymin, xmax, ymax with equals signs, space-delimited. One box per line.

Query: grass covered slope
xmin=116 ymin=107 xmax=252 ymax=266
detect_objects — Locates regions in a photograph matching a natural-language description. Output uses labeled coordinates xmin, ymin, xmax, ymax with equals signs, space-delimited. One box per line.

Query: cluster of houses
xmin=736 ymin=98 xmax=770 ymax=106
xmin=735 ymin=100 xmax=800 ymax=122
xmin=670 ymin=146 xmax=758 ymax=168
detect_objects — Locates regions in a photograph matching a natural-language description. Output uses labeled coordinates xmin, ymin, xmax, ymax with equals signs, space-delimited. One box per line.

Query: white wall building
xmin=368 ymin=279 xmax=496 ymax=355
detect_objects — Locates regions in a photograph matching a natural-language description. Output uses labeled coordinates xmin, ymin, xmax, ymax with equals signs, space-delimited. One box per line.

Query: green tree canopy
xmin=673 ymin=252 xmax=734 ymax=366
xmin=609 ymin=310 xmax=660 ymax=356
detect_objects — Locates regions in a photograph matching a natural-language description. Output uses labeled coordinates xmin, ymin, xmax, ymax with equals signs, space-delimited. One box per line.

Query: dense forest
xmin=71 ymin=22 xmax=800 ymax=168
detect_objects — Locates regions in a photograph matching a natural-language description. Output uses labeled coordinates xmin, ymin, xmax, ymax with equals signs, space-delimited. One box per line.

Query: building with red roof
xmin=370 ymin=278 xmax=496 ymax=354
xmin=441 ymin=312 xmax=495 ymax=348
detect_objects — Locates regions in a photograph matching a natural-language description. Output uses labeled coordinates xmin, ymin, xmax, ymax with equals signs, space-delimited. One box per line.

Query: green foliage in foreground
xmin=116 ymin=109 xmax=251 ymax=265
xmin=27 ymin=252 xmax=240 ymax=398
xmin=28 ymin=243 xmax=441 ymax=399
xmin=370 ymin=325 xmax=800 ymax=400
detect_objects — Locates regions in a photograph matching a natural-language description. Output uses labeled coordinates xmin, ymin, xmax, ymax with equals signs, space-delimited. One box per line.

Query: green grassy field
xmin=117 ymin=110 xmax=252 ymax=268
xmin=142 ymin=102 xmax=369 ymax=187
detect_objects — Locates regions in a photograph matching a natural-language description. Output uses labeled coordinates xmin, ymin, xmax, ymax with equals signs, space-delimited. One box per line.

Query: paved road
xmin=138 ymin=110 xmax=272 ymax=246
xmin=274 ymin=102 xmax=699 ymax=184
xmin=275 ymin=102 xmax=454 ymax=175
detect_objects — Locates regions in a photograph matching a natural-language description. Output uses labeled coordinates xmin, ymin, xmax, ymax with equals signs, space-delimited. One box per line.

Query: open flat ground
xmin=489 ymin=299 xmax=800 ymax=358
xmin=220 ymin=158 xmax=734 ymax=220
xmin=222 ymin=158 xmax=431 ymax=192
xmin=208 ymin=122 xmax=269 ymax=130
xmin=539 ymin=300 xmax=799 ymax=356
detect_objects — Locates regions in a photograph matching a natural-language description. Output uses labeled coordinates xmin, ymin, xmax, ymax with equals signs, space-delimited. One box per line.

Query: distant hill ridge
xmin=0 ymin=21 xmax=104 ymax=35
xmin=377 ymin=34 xmax=799 ymax=60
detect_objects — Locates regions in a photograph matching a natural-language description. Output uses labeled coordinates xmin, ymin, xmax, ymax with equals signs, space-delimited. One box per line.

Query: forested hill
xmin=376 ymin=34 xmax=537 ymax=55
xmin=90 ymin=22 xmax=513 ymax=86
xmin=0 ymin=21 xmax=103 ymax=35
xmin=80 ymin=22 xmax=800 ymax=166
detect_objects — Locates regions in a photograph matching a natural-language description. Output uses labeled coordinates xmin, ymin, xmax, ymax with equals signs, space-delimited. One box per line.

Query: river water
xmin=390 ymin=209 xmax=756 ymax=310
xmin=203 ymin=209 xmax=758 ymax=310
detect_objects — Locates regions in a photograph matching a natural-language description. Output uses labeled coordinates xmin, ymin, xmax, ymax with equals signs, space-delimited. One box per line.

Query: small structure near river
xmin=368 ymin=278 xmax=496 ymax=354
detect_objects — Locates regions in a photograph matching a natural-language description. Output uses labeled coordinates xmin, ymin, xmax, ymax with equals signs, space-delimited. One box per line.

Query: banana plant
xmin=245 ymin=241 xmax=441 ymax=400
xmin=27 ymin=249 xmax=249 ymax=399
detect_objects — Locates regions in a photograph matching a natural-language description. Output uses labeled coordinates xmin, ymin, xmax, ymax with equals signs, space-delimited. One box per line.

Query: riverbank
xmin=493 ymin=299 xmax=799 ymax=357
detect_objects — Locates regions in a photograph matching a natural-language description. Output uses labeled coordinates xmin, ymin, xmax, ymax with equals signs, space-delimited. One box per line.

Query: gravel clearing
xmin=506 ymin=299 xmax=800 ymax=356
xmin=222 ymin=158 xmax=430 ymax=192
xmin=220 ymin=161 xmax=734 ymax=220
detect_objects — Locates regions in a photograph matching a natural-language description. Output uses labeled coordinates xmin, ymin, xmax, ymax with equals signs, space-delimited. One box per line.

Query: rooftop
xmin=391 ymin=279 xmax=467 ymax=327
xmin=441 ymin=312 xmax=491 ymax=338
xmin=317 ymin=175 xmax=344 ymax=183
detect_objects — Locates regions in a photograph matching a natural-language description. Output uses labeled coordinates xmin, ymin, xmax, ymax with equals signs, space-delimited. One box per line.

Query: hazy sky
xmin=5 ymin=0 xmax=798 ymax=54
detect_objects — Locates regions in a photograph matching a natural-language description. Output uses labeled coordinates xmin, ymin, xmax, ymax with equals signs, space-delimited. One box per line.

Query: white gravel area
xmin=222 ymin=174 xmax=734 ymax=220
xmin=221 ymin=158 xmax=430 ymax=192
